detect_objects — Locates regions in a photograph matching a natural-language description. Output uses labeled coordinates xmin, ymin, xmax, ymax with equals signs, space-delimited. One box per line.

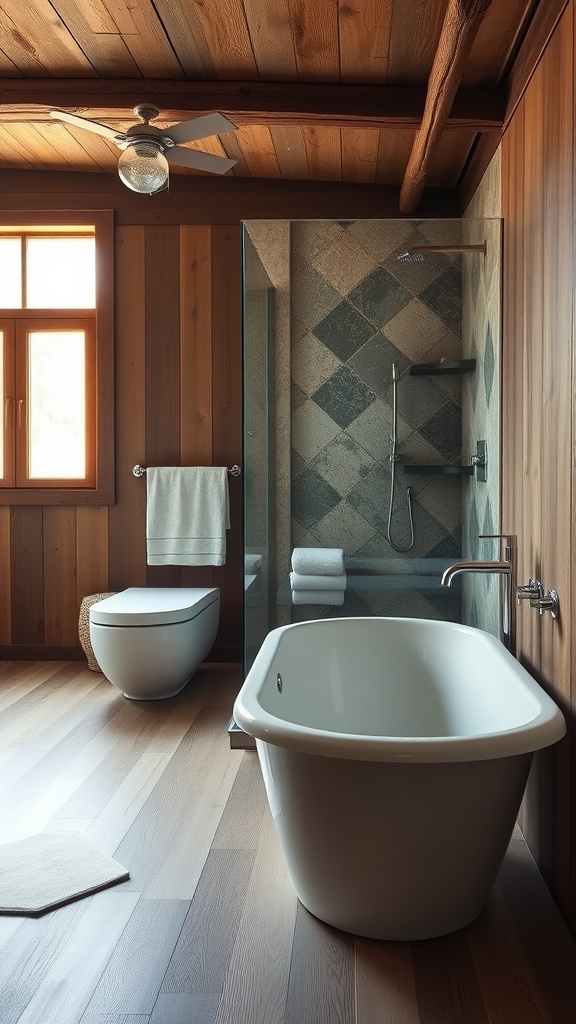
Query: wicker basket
xmin=78 ymin=593 xmax=116 ymax=671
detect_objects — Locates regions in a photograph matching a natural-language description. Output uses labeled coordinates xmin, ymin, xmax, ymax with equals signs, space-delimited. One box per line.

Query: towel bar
xmin=133 ymin=464 xmax=241 ymax=477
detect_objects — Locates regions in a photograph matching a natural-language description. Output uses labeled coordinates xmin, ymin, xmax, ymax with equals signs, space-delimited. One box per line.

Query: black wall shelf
xmin=403 ymin=465 xmax=474 ymax=476
xmin=409 ymin=359 xmax=476 ymax=376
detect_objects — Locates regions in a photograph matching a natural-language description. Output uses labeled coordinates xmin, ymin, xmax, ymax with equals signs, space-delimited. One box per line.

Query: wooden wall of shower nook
xmin=501 ymin=0 xmax=576 ymax=934
xmin=0 ymin=223 xmax=244 ymax=660
xmin=0 ymin=181 xmax=447 ymax=660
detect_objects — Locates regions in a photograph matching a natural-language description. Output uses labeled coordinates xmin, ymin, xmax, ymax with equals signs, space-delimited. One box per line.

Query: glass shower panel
xmin=242 ymin=233 xmax=275 ymax=675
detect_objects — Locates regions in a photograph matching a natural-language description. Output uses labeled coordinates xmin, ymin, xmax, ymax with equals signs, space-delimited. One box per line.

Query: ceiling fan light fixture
xmin=117 ymin=140 xmax=169 ymax=194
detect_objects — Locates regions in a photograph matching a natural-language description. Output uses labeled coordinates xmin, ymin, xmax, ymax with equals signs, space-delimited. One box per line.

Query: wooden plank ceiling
xmin=0 ymin=0 xmax=539 ymax=207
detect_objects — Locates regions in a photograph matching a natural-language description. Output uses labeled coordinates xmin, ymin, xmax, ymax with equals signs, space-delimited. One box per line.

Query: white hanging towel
xmin=146 ymin=466 xmax=230 ymax=566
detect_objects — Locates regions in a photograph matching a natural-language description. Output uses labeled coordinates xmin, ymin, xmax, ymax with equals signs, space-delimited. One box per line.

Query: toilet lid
xmin=89 ymin=587 xmax=219 ymax=626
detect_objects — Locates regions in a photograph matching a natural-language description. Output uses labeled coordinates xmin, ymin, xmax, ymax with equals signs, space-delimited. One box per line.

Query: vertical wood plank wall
xmin=0 ymin=222 xmax=243 ymax=660
xmin=0 ymin=181 xmax=426 ymax=660
xmin=502 ymin=0 xmax=575 ymax=933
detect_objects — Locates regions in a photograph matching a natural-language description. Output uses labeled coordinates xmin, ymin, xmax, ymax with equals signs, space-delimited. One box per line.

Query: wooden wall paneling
xmin=108 ymin=225 xmax=147 ymax=592
xmin=145 ymin=224 xmax=182 ymax=590
xmin=211 ymin=225 xmax=243 ymax=656
xmin=75 ymin=506 xmax=109 ymax=606
xmin=502 ymin=0 xmax=575 ymax=935
xmin=43 ymin=507 xmax=78 ymax=645
xmin=179 ymin=224 xmax=215 ymax=593
xmin=10 ymin=506 xmax=44 ymax=644
xmin=0 ymin=507 xmax=11 ymax=643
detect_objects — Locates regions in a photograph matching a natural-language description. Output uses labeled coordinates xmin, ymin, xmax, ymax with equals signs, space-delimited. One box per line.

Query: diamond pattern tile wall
xmin=290 ymin=219 xmax=466 ymax=621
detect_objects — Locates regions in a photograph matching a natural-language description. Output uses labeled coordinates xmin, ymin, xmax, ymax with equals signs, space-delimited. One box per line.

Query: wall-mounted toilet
xmin=89 ymin=587 xmax=220 ymax=700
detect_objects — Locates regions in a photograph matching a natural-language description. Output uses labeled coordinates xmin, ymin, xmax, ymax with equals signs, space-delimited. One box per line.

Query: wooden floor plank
xmin=211 ymin=750 xmax=268 ymax=850
xmin=82 ymin=899 xmax=189 ymax=1018
xmin=498 ymin=826 xmax=576 ymax=1020
xmin=161 ymin=849 xmax=255 ymax=995
xmin=284 ymin=901 xmax=356 ymax=1024
xmin=411 ymin=930 xmax=491 ymax=1024
xmin=115 ymin=706 xmax=241 ymax=899
xmin=355 ymin=938 xmax=420 ymax=1024
xmin=150 ymin=994 xmax=219 ymax=1024
xmin=15 ymin=892 xmax=140 ymax=1024
xmin=85 ymin=752 xmax=172 ymax=855
xmin=0 ymin=900 xmax=88 ymax=1024
xmin=467 ymin=883 xmax=555 ymax=1024
xmin=213 ymin=812 xmax=298 ymax=1024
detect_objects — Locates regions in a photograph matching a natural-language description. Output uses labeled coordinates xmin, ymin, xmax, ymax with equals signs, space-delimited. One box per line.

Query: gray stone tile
xmin=347 ymin=465 xmax=393 ymax=534
xmin=385 ymin=248 xmax=450 ymax=296
xmin=291 ymin=333 xmax=342 ymax=396
xmin=311 ymin=432 xmax=377 ymax=497
xmin=419 ymin=400 xmax=462 ymax=459
xmin=312 ymin=299 xmax=377 ymax=360
xmin=417 ymin=476 xmax=463 ymax=533
xmin=348 ymin=267 xmax=413 ymax=329
xmin=348 ymin=335 xmax=410 ymax=397
xmin=382 ymin=299 xmax=453 ymax=362
xmin=469 ymin=497 xmax=480 ymax=559
xmin=291 ymin=467 xmax=341 ymax=530
xmin=392 ymin=374 xmax=450 ymax=432
xmin=419 ymin=265 xmax=462 ymax=332
xmin=347 ymin=398 xmax=395 ymax=462
xmin=310 ymin=498 xmax=377 ymax=555
xmin=291 ymin=264 xmax=341 ymax=331
xmin=291 ymin=399 xmax=342 ymax=462
xmin=312 ymin=365 xmax=376 ymax=430
xmin=484 ymin=320 xmax=495 ymax=408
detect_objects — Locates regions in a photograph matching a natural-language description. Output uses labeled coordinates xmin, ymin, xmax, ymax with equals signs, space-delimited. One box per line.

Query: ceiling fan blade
xmin=162 ymin=112 xmax=237 ymax=146
xmin=49 ymin=110 xmax=126 ymax=144
xmin=167 ymin=146 xmax=237 ymax=175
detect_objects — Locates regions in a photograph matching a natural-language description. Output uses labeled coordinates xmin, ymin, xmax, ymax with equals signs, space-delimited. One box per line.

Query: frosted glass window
xmin=27 ymin=330 xmax=86 ymax=478
xmin=0 ymin=239 xmax=22 ymax=307
xmin=26 ymin=237 xmax=96 ymax=308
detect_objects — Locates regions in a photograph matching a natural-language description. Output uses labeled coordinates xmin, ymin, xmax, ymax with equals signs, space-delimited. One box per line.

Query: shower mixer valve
xmin=517 ymin=579 xmax=559 ymax=618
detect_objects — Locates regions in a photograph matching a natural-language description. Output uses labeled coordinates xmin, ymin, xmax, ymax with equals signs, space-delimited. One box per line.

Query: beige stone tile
xmin=291 ymin=400 xmax=341 ymax=463
xmin=311 ymin=233 xmax=377 ymax=297
xmin=291 ymin=334 xmax=342 ymax=395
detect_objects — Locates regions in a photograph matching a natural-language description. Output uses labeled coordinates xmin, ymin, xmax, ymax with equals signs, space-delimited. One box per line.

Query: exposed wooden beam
xmin=399 ymin=0 xmax=493 ymax=214
xmin=0 ymin=79 xmax=504 ymax=133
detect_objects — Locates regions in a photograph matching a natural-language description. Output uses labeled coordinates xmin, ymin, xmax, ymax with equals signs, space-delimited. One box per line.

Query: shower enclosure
xmin=242 ymin=218 xmax=502 ymax=663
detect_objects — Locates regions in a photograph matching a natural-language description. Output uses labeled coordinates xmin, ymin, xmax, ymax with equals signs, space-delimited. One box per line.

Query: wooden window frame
xmin=0 ymin=211 xmax=114 ymax=505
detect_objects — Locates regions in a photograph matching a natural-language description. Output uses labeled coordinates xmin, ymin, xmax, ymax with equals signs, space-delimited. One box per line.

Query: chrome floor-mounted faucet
xmin=441 ymin=534 xmax=517 ymax=655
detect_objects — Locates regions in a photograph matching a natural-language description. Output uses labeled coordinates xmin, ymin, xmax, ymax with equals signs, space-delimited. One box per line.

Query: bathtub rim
xmin=233 ymin=617 xmax=566 ymax=763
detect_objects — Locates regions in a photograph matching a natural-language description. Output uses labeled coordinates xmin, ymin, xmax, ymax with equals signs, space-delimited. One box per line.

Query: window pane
xmin=0 ymin=239 xmax=22 ymax=307
xmin=27 ymin=331 xmax=86 ymax=478
xmin=26 ymin=237 xmax=96 ymax=308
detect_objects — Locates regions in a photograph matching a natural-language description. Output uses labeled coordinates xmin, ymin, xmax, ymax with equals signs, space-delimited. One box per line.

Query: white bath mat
xmin=0 ymin=831 xmax=130 ymax=914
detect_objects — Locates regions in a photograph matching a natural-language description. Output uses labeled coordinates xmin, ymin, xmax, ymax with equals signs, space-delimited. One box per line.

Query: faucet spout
xmin=441 ymin=548 xmax=516 ymax=656
xmin=441 ymin=560 xmax=511 ymax=586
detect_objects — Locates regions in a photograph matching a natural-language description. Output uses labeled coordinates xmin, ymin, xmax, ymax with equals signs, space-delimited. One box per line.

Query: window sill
xmin=0 ymin=485 xmax=114 ymax=505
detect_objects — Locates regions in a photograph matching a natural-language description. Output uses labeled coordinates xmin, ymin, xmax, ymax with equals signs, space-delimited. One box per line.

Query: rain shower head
xmin=397 ymin=242 xmax=487 ymax=263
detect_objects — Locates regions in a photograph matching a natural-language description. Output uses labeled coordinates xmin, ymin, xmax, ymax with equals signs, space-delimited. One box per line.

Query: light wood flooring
xmin=1 ymin=660 xmax=576 ymax=1024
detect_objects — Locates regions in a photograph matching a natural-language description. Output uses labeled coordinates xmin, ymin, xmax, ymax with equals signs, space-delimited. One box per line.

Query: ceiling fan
xmin=49 ymin=105 xmax=238 ymax=194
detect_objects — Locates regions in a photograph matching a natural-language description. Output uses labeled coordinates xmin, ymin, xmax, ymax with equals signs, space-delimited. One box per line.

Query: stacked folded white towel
xmin=290 ymin=547 xmax=346 ymax=605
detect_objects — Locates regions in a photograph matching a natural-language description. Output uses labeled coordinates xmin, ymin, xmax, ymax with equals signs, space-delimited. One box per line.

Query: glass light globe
xmin=118 ymin=141 xmax=169 ymax=194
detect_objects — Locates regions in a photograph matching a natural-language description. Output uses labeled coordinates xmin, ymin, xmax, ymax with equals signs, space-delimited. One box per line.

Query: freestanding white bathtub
xmin=233 ymin=617 xmax=566 ymax=940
